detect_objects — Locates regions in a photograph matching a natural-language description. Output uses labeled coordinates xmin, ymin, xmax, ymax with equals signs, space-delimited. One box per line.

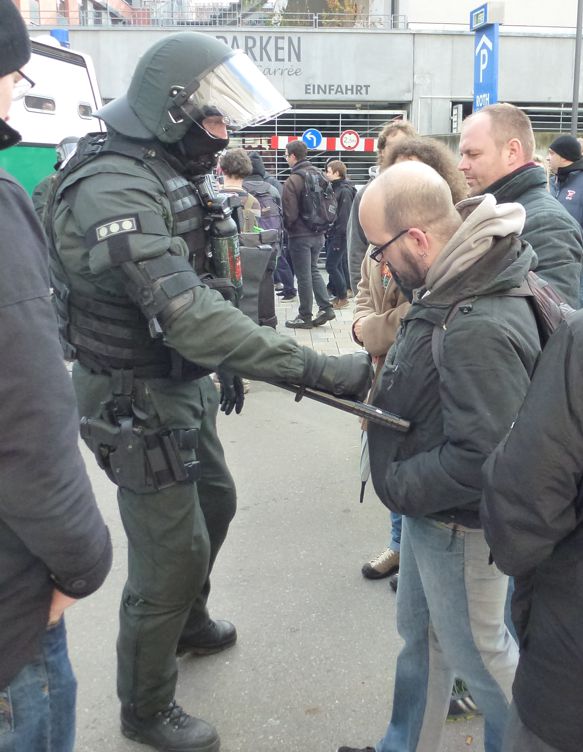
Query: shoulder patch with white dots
xmin=86 ymin=215 xmax=142 ymax=247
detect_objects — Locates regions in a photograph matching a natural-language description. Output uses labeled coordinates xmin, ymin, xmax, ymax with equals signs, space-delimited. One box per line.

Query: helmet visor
xmin=176 ymin=51 xmax=290 ymax=132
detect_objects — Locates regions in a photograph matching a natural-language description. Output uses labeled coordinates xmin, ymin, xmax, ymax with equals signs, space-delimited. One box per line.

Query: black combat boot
xmin=176 ymin=619 xmax=237 ymax=657
xmin=121 ymin=700 xmax=220 ymax=752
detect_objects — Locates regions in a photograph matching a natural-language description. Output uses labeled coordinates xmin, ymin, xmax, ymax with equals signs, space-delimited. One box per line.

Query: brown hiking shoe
xmin=361 ymin=548 xmax=400 ymax=580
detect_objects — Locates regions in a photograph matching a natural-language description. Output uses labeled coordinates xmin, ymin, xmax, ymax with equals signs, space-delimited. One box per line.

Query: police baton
xmin=267 ymin=382 xmax=410 ymax=432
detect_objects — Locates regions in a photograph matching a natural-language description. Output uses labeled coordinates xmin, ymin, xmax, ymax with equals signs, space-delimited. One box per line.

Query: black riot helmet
xmin=95 ymin=33 xmax=290 ymax=144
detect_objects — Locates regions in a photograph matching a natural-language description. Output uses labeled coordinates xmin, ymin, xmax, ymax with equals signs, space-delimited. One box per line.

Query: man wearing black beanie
xmin=549 ymin=134 xmax=583 ymax=232
xmin=0 ymin=1 xmax=112 ymax=750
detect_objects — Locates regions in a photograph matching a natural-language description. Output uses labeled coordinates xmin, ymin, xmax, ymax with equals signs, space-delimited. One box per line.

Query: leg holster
xmin=80 ymin=416 xmax=201 ymax=493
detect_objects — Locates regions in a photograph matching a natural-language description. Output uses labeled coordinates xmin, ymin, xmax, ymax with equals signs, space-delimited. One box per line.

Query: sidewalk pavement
xmin=274 ymin=290 xmax=360 ymax=356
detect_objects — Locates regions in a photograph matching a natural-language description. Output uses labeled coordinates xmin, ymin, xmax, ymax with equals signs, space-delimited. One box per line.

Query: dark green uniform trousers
xmin=73 ymin=366 xmax=236 ymax=716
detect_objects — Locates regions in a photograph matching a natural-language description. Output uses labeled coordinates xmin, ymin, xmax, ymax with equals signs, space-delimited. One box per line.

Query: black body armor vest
xmin=48 ymin=132 xmax=218 ymax=380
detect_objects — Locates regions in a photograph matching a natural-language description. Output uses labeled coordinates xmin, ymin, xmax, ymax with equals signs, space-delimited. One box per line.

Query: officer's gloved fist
xmin=216 ymin=368 xmax=245 ymax=415
xmin=302 ymin=350 xmax=373 ymax=402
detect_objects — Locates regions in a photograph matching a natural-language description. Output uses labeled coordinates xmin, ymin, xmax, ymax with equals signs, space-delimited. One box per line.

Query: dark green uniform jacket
xmin=368 ymin=207 xmax=541 ymax=528
xmin=52 ymin=149 xmax=317 ymax=390
xmin=488 ymin=163 xmax=583 ymax=308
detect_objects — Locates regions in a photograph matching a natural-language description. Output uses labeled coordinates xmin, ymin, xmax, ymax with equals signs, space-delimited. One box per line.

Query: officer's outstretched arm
xmin=63 ymin=172 xmax=371 ymax=399
xmin=120 ymin=251 xmax=371 ymax=401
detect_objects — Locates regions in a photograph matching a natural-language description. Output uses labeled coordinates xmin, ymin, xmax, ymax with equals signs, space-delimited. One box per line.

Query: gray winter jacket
xmin=488 ymin=164 xmax=583 ymax=308
xmin=368 ymin=196 xmax=541 ymax=527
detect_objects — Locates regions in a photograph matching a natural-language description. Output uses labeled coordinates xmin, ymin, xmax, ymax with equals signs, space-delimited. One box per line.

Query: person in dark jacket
xmin=482 ymin=312 xmax=583 ymax=752
xmin=548 ymin=134 xmax=583 ymax=227
xmin=337 ymin=161 xmax=541 ymax=752
xmin=282 ymin=139 xmax=335 ymax=329
xmin=459 ymin=103 xmax=583 ymax=308
xmin=0 ymin=4 xmax=112 ymax=750
xmin=325 ymin=160 xmax=355 ymax=308
xmin=246 ymin=149 xmax=282 ymax=196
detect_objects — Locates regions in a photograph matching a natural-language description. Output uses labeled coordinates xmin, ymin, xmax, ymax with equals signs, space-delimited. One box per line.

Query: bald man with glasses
xmin=337 ymin=161 xmax=541 ymax=752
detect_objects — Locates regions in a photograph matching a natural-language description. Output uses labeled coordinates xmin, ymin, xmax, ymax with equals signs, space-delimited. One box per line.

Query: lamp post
xmin=571 ymin=0 xmax=583 ymax=135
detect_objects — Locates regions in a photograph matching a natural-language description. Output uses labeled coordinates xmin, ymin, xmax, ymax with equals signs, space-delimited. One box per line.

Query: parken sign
xmin=212 ymin=32 xmax=414 ymax=102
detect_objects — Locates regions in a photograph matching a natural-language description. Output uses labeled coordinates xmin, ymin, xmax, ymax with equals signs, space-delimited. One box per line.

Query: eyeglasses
xmin=12 ymin=70 xmax=35 ymax=101
xmin=369 ymin=228 xmax=410 ymax=263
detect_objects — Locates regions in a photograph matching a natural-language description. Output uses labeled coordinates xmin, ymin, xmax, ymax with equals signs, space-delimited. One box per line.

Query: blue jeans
xmin=377 ymin=517 xmax=518 ymax=752
xmin=287 ymin=235 xmax=330 ymax=319
xmin=0 ymin=618 xmax=77 ymax=752
xmin=390 ymin=513 xmax=402 ymax=552
xmin=325 ymin=247 xmax=347 ymax=299
xmin=274 ymin=251 xmax=296 ymax=296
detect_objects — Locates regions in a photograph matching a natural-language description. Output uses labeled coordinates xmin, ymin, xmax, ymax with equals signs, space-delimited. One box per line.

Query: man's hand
xmin=217 ymin=369 xmax=245 ymax=415
xmin=48 ymin=589 xmax=77 ymax=626
xmin=353 ymin=318 xmax=363 ymax=341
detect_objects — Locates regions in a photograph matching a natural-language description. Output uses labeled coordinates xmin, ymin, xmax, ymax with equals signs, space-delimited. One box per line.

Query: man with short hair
xmin=337 ymin=160 xmax=541 ymax=752
xmin=282 ymin=139 xmax=335 ymax=329
xmin=219 ymin=147 xmax=261 ymax=232
xmin=548 ymin=134 xmax=583 ymax=230
xmin=325 ymin=159 xmax=355 ymax=309
xmin=459 ymin=103 xmax=582 ymax=307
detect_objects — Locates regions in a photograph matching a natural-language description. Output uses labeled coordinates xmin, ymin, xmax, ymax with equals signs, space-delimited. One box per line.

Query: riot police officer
xmin=47 ymin=33 xmax=371 ymax=752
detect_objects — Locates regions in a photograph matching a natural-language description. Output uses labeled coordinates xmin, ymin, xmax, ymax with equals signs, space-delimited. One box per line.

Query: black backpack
xmin=295 ymin=167 xmax=338 ymax=233
xmin=431 ymin=271 xmax=576 ymax=372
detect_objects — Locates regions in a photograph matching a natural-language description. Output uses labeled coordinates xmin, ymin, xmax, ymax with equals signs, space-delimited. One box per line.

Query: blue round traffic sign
xmin=301 ymin=128 xmax=323 ymax=149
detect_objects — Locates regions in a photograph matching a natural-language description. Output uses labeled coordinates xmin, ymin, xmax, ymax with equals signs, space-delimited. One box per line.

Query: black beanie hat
xmin=0 ymin=0 xmax=31 ymax=78
xmin=549 ymin=134 xmax=582 ymax=163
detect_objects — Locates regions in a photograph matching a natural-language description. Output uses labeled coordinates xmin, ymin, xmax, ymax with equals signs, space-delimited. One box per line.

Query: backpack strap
xmin=244 ymin=193 xmax=257 ymax=212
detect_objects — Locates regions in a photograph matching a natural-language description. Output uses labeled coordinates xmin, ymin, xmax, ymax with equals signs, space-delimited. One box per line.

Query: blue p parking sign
xmin=473 ymin=23 xmax=499 ymax=111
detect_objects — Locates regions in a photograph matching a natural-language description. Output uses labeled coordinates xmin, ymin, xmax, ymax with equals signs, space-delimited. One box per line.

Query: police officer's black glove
xmin=301 ymin=350 xmax=373 ymax=402
xmin=217 ymin=369 xmax=245 ymax=415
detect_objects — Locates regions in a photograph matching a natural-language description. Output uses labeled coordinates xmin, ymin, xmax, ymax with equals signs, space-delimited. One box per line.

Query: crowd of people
xmin=2 ymin=2 xmax=583 ymax=751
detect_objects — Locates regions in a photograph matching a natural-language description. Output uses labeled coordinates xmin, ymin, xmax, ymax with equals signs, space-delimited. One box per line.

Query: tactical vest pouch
xmin=80 ymin=416 xmax=200 ymax=493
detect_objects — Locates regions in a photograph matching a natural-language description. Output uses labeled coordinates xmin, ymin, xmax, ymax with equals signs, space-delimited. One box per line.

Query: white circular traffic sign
xmin=339 ymin=129 xmax=360 ymax=150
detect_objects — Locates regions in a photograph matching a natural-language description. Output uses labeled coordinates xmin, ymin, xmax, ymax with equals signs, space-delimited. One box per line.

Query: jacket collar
xmin=405 ymin=233 xmax=535 ymax=326
xmin=0 ymin=118 xmax=21 ymax=151
xmin=291 ymin=159 xmax=312 ymax=173
xmin=484 ymin=163 xmax=545 ymax=203
xmin=557 ymin=157 xmax=583 ymax=176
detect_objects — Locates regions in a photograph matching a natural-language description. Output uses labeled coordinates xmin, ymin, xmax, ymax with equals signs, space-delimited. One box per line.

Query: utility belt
xmin=76 ymin=349 xmax=211 ymax=382
xmin=80 ymin=415 xmax=200 ymax=493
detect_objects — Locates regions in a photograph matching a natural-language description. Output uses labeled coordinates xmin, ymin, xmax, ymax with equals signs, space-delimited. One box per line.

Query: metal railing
xmin=23 ymin=7 xmax=408 ymax=29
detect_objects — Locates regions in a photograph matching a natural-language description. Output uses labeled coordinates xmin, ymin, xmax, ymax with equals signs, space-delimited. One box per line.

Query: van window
xmin=78 ymin=103 xmax=93 ymax=119
xmin=24 ymin=95 xmax=56 ymax=113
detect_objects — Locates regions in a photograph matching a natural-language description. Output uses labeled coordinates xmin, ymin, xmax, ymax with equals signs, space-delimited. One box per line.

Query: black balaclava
xmin=167 ymin=121 xmax=229 ymax=176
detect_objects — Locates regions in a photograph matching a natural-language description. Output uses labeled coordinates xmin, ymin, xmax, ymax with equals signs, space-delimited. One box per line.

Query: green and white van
xmin=0 ymin=37 xmax=104 ymax=195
